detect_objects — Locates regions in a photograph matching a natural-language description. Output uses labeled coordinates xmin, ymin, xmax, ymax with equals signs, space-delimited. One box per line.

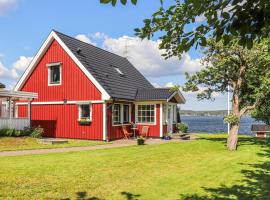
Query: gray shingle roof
xmin=135 ymin=88 xmax=174 ymax=100
xmin=55 ymin=31 xmax=154 ymax=100
xmin=251 ymin=124 xmax=270 ymax=132
xmin=0 ymin=83 xmax=5 ymax=89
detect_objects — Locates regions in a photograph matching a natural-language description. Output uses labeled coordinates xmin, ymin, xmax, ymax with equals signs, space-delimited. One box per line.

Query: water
xmin=181 ymin=116 xmax=258 ymax=135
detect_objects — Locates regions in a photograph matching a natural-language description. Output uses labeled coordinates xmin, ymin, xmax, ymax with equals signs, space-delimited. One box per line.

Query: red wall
xmin=18 ymin=39 xmax=103 ymax=140
xmin=107 ymin=103 xmax=161 ymax=140
xmin=21 ymin=40 xmax=101 ymax=101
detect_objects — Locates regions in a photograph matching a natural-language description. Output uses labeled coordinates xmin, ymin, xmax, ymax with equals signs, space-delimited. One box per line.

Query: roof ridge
xmin=53 ymin=30 xmax=127 ymax=60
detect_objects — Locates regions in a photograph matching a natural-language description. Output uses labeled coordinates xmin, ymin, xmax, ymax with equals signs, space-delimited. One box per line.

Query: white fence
xmin=0 ymin=118 xmax=30 ymax=130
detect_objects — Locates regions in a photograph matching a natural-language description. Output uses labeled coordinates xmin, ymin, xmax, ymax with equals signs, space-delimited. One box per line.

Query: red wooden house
xmin=15 ymin=30 xmax=185 ymax=141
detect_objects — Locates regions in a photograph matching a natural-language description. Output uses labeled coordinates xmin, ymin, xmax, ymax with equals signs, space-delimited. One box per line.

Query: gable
xmin=20 ymin=39 xmax=102 ymax=101
xmin=15 ymin=31 xmax=110 ymax=100
xmin=55 ymin=31 xmax=154 ymax=100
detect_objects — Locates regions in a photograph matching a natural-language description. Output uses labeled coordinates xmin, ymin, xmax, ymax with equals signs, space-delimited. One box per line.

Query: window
xmin=78 ymin=104 xmax=91 ymax=121
xmin=136 ymin=104 xmax=155 ymax=123
xmin=113 ymin=104 xmax=121 ymax=124
xmin=112 ymin=104 xmax=131 ymax=125
xmin=48 ymin=63 xmax=61 ymax=85
xmin=123 ymin=105 xmax=130 ymax=123
xmin=114 ymin=67 xmax=124 ymax=75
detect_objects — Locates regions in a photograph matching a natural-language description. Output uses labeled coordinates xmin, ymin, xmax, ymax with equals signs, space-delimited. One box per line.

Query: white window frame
xmin=112 ymin=103 xmax=131 ymax=126
xmin=78 ymin=103 xmax=92 ymax=122
xmin=47 ymin=62 xmax=62 ymax=86
xmin=112 ymin=104 xmax=121 ymax=125
xmin=135 ymin=103 xmax=156 ymax=125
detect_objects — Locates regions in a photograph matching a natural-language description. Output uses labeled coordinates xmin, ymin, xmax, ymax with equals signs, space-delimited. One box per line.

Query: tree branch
xmin=239 ymin=102 xmax=258 ymax=116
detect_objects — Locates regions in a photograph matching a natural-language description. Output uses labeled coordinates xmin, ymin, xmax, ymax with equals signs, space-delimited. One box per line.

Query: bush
xmin=0 ymin=128 xmax=14 ymax=137
xmin=177 ymin=123 xmax=189 ymax=133
xmin=30 ymin=126 xmax=44 ymax=138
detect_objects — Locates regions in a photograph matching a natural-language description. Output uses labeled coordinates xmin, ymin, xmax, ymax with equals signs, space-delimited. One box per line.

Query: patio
xmin=0 ymin=88 xmax=38 ymax=130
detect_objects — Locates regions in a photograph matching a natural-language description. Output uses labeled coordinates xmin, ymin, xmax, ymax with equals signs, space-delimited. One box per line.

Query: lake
xmin=181 ymin=116 xmax=259 ymax=135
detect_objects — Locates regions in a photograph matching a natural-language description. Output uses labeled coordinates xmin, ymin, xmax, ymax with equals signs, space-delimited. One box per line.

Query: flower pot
xmin=137 ymin=139 xmax=145 ymax=145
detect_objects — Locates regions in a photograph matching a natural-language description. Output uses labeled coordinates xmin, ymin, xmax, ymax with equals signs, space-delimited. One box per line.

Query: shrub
xmin=177 ymin=123 xmax=189 ymax=133
xmin=0 ymin=128 xmax=14 ymax=137
xmin=30 ymin=126 xmax=44 ymax=138
xmin=13 ymin=129 xmax=22 ymax=137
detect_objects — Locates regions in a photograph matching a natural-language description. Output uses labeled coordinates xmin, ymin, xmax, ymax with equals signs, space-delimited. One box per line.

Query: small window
xmin=113 ymin=104 xmax=121 ymax=124
xmin=48 ymin=63 xmax=61 ymax=85
xmin=123 ymin=105 xmax=130 ymax=124
xmin=136 ymin=104 xmax=155 ymax=123
xmin=114 ymin=67 xmax=124 ymax=75
xmin=78 ymin=104 xmax=91 ymax=121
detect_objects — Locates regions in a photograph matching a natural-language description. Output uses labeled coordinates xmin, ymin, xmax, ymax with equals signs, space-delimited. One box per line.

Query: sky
xmin=0 ymin=0 xmax=229 ymax=111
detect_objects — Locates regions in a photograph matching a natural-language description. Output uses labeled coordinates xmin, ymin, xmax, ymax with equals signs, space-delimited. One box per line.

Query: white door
xmin=167 ymin=105 xmax=173 ymax=133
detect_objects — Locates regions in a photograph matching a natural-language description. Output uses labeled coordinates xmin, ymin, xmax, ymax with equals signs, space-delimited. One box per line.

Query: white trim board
xmin=14 ymin=30 xmax=110 ymax=100
xmin=16 ymin=100 xmax=105 ymax=105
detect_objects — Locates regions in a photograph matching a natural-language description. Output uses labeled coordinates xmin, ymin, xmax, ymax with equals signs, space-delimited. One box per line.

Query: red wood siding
xmin=137 ymin=104 xmax=160 ymax=138
xmin=18 ymin=39 xmax=103 ymax=140
xmin=18 ymin=105 xmax=27 ymax=118
xmin=20 ymin=40 xmax=101 ymax=101
xmin=107 ymin=103 xmax=161 ymax=140
xmin=18 ymin=104 xmax=103 ymax=140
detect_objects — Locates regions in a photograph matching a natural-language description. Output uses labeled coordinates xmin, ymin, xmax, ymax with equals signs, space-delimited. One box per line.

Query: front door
xmin=167 ymin=105 xmax=173 ymax=133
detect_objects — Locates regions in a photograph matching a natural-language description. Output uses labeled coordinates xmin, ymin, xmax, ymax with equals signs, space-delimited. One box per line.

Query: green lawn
xmin=0 ymin=137 xmax=107 ymax=152
xmin=0 ymin=134 xmax=270 ymax=199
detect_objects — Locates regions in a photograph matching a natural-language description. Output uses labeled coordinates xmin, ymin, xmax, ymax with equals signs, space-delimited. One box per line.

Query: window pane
xmin=51 ymin=65 xmax=60 ymax=83
xmin=136 ymin=104 xmax=155 ymax=123
xmin=113 ymin=104 xmax=121 ymax=124
xmin=80 ymin=105 xmax=90 ymax=120
xmin=123 ymin=105 xmax=129 ymax=123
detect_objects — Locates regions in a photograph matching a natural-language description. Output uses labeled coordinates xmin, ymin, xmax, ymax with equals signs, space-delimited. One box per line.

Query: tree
xmin=251 ymin=97 xmax=270 ymax=125
xmin=100 ymin=0 xmax=270 ymax=59
xmin=183 ymin=37 xmax=270 ymax=150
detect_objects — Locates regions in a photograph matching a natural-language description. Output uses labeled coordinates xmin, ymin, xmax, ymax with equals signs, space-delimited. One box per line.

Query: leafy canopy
xmin=183 ymin=37 xmax=270 ymax=114
xmin=100 ymin=0 xmax=270 ymax=59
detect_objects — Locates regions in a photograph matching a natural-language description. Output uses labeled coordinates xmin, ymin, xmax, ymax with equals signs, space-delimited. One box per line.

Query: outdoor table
xmin=131 ymin=127 xmax=138 ymax=138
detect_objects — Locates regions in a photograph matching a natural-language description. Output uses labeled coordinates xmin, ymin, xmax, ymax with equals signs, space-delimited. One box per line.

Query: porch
xmin=0 ymin=89 xmax=38 ymax=130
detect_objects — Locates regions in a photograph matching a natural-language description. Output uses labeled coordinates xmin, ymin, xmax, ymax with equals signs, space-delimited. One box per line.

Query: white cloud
xmin=0 ymin=0 xmax=17 ymax=16
xmin=103 ymin=35 xmax=204 ymax=77
xmin=91 ymin=32 xmax=109 ymax=40
xmin=152 ymin=82 xmax=161 ymax=88
xmin=75 ymin=34 xmax=96 ymax=46
xmin=195 ymin=14 xmax=206 ymax=22
xmin=12 ymin=56 xmax=32 ymax=71
xmin=164 ymin=82 xmax=175 ymax=88
xmin=0 ymin=56 xmax=32 ymax=80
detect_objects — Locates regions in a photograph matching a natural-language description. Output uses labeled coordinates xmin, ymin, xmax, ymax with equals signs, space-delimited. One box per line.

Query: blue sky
xmin=0 ymin=0 xmax=228 ymax=110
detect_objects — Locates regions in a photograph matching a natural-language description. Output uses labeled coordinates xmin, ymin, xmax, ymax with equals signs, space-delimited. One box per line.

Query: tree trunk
xmin=227 ymin=124 xmax=239 ymax=151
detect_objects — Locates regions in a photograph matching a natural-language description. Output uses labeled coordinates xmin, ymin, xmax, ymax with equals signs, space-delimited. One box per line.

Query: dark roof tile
xmin=135 ymin=88 xmax=174 ymax=100
xmin=55 ymin=31 xmax=153 ymax=100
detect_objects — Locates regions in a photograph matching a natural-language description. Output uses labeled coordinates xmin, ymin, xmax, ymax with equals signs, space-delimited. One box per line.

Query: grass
xmin=0 ymin=134 xmax=270 ymax=199
xmin=0 ymin=137 xmax=107 ymax=152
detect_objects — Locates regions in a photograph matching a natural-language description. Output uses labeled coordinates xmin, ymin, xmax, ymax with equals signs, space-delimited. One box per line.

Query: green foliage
xmin=101 ymin=0 xmax=270 ymax=58
xmin=224 ymin=114 xmax=239 ymax=125
xmin=251 ymin=97 xmax=270 ymax=125
xmin=100 ymin=0 xmax=137 ymax=6
xmin=0 ymin=129 xmax=13 ymax=137
xmin=30 ymin=126 xmax=44 ymax=138
xmin=0 ymin=128 xmax=31 ymax=137
xmin=183 ymin=37 xmax=270 ymax=114
xmin=177 ymin=123 xmax=189 ymax=133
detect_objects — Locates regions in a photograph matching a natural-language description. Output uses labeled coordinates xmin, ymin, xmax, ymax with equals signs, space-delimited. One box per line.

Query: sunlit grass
xmin=0 ymin=134 xmax=269 ymax=199
xmin=0 ymin=137 xmax=106 ymax=152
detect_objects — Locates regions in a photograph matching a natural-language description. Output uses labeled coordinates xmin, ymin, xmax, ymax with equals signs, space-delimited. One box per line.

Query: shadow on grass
xmin=62 ymin=191 xmax=102 ymax=200
xmin=121 ymin=191 xmax=141 ymax=200
xmin=180 ymin=136 xmax=270 ymax=200
xmin=62 ymin=191 xmax=141 ymax=200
